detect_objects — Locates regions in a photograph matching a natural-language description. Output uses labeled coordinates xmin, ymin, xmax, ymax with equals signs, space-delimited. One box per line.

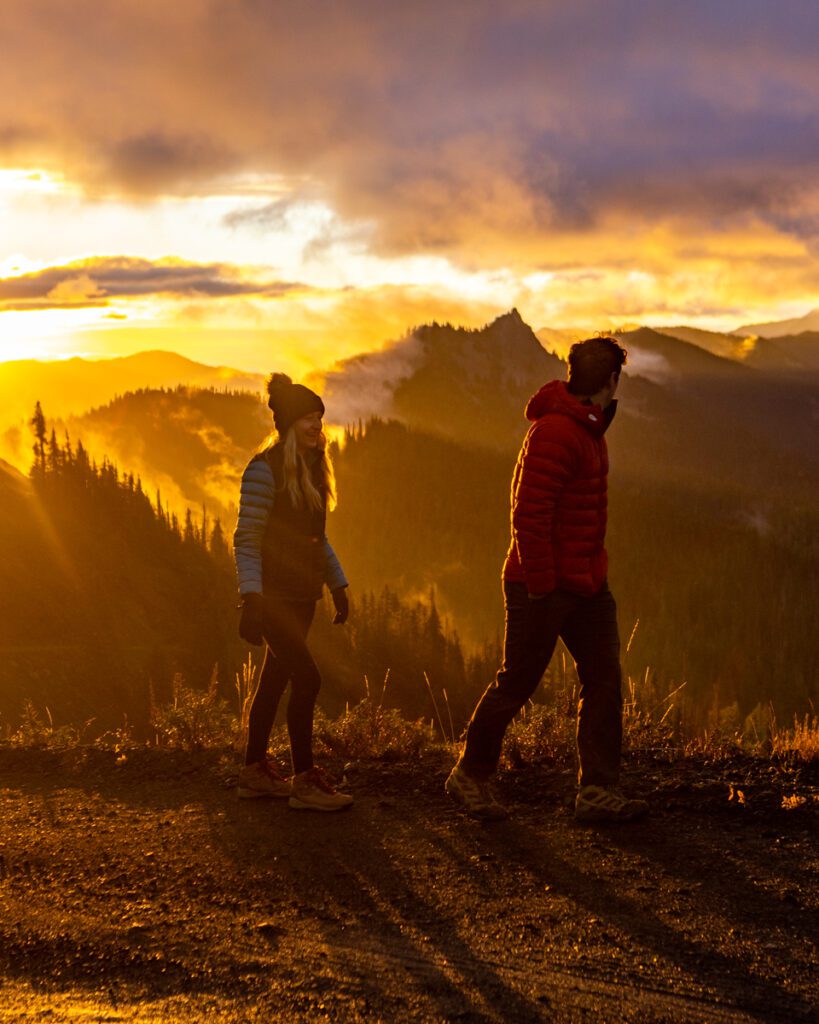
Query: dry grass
xmin=771 ymin=713 xmax=819 ymax=763
xmin=3 ymin=654 xmax=817 ymax=766
xmin=315 ymin=673 xmax=439 ymax=760
xmin=233 ymin=654 xmax=257 ymax=753
xmin=2 ymin=700 xmax=94 ymax=749
xmin=148 ymin=669 xmax=235 ymax=750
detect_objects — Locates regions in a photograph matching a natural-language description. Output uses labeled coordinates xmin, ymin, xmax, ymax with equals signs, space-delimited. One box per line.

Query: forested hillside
xmin=0 ymin=428 xmax=238 ymax=732
xmin=329 ymin=420 xmax=818 ymax=724
xmin=69 ymin=386 xmax=270 ymax=525
xmin=3 ymin=310 xmax=817 ymax=735
xmin=0 ymin=427 xmax=492 ymax=734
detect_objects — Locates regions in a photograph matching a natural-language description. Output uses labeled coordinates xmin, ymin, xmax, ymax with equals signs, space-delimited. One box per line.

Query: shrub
xmin=503 ymin=701 xmax=574 ymax=769
xmin=7 ymin=700 xmax=93 ymax=749
xmin=314 ymin=673 xmax=440 ymax=760
xmin=149 ymin=669 xmax=235 ymax=750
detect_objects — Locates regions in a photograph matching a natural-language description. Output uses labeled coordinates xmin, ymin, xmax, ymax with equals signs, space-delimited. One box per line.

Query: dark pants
xmin=245 ymin=600 xmax=320 ymax=774
xmin=462 ymin=581 xmax=623 ymax=787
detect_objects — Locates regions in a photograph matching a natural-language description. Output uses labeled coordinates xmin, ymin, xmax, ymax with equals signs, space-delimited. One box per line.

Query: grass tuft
xmin=315 ymin=672 xmax=439 ymax=760
xmin=149 ymin=668 xmax=235 ymax=750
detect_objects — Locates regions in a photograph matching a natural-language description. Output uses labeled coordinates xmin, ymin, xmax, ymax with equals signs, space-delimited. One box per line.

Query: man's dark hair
xmin=567 ymin=336 xmax=628 ymax=395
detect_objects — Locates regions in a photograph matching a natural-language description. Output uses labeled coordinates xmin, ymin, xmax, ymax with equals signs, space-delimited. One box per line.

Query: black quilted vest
xmin=257 ymin=444 xmax=327 ymax=602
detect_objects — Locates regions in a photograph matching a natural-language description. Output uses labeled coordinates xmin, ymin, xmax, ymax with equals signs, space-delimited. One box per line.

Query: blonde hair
xmin=278 ymin=428 xmax=336 ymax=512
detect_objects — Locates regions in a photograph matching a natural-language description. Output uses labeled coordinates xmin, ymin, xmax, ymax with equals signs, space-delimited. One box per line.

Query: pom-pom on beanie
xmin=266 ymin=373 xmax=325 ymax=436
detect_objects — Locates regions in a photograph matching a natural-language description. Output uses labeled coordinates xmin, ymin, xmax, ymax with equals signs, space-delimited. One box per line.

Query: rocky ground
xmin=0 ymin=745 xmax=816 ymax=1023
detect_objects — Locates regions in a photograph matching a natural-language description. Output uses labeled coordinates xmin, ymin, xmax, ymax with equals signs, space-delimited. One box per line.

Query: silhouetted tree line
xmin=0 ymin=405 xmax=499 ymax=735
xmin=30 ymin=401 xmax=233 ymax=566
xmin=68 ymin=385 xmax=271 ymax=527
xmin=0 ymin=404 xmax=240 ymax=732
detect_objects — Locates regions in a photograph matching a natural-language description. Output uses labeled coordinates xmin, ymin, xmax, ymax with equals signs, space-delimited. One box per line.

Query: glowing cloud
xmin=1 ymin=2 xmax=819 ymax=364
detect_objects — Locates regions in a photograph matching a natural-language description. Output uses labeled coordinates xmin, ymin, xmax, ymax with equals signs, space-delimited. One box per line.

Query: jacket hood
xmin=524 ymin=379 xmax=617 ymax=437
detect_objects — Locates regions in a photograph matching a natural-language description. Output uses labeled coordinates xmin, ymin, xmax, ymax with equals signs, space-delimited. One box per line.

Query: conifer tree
xmin=209 ymin=518 xmax=230 ymax=563
xmin=183 ymin=508 xmax=196 ymax=545
xmin=29 ymin=401 xmax=47 ymax=476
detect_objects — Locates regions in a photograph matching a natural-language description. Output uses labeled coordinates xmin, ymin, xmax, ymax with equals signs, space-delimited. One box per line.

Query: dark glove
xmin=331 ymin=586 xmax=349 ymax=625
xmin=239 ymin=592 xmax=266 ymax=645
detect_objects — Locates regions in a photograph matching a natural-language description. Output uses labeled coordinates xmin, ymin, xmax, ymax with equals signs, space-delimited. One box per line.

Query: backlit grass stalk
xmin=771 ymin=713 xmax=819 ymax=762
xmin=234 ymin=654 xmax=258 ymax=753
xmin=423 ymin=671 xmax=449 ymax=743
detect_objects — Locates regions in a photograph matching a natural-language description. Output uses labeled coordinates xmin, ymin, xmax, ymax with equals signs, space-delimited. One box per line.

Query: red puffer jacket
xmin=503 ymin=379 xmax=616 ymax=596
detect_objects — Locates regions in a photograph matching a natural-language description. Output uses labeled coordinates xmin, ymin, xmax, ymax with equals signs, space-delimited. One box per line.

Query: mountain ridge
xmin=614 ymin=326 xmax=749 ymax=383
xmin=320 ymin=309 xmax=565 ymax=449
xmin=735 ymin=307 xmax=819 ymax=338
xmin=0 ymin=350 xmax=265 ymax=468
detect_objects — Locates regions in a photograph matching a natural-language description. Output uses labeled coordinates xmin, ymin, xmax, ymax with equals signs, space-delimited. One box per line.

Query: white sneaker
xmin=575 ymin=785 xmax=649 ymax=823
xmin=289 ymin=766 xmax=354 ymax=812
xmin=445 ymin=760 xmax=509 ymax=820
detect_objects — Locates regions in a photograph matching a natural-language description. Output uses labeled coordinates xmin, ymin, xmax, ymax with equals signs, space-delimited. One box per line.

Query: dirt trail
xmin=0 ymin=747 xmax=816 ymax=1023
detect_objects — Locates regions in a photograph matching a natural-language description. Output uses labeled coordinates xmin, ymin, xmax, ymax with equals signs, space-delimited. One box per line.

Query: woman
xmin=233 ymin=373 xmax=352 ymax=811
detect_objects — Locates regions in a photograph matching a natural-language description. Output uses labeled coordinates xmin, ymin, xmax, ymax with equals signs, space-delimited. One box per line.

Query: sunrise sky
xmin=2 ymin=1 xmax=819 ymax=373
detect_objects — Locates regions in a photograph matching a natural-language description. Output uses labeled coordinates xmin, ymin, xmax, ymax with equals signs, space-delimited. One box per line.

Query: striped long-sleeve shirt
xmin=233 ymin=457 xmax=348 ymax=596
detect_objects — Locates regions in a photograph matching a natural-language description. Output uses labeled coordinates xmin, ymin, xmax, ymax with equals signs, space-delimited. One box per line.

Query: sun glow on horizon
xmin=0 ymin=168 xmax=74 ymax=197
xmin=2 ymin=160 xmax=819 ymax=373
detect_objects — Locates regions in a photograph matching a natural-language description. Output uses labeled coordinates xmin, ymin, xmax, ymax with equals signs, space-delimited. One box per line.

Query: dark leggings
xmin=245 ymin=599 xmax=320 ymax=774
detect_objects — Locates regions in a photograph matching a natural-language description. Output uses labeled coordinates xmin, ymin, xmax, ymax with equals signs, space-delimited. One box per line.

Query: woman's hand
xmin=239 ymin=592 xmax=267 ymax=645
xmin=331 ymin=586 xmax=349 ymax=625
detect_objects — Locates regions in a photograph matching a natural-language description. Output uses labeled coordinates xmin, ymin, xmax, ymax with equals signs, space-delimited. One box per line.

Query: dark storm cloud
xmin=3 ymin=1 xmax=819 ymax=262
xmin=105 ymin=132 xmax=236 ymax=194
xmin=0 ymin=257 xmax=299 ymax=310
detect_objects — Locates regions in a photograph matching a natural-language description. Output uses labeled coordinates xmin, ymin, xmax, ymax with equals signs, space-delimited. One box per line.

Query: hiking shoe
xmin=574 ymin=785 xmax=649 ymax=823
xmin=237 ymin=757 xmax=291 ymax=799
xmin=289 ymin=766 xmax=353 ymax=812
xmin=445 ymin=761 xmax=509 ymax=821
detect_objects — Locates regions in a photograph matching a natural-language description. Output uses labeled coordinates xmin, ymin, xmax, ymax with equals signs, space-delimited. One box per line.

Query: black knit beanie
xmin=266 ymin=373 xmax=325 ymax=436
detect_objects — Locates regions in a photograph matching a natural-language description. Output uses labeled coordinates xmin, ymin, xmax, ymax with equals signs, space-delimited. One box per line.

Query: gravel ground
xmin=0 ymin=746 xmax=816 ymax=1023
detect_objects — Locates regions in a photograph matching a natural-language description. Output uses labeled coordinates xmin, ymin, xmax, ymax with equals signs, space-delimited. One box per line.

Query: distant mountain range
xmin=317 ymin=313 xmax=816 ymax=489
xmin=3 ymin=304 xmax=817 ymax=470
xmin=2 ymin=307 xmax=817 ymax=514
xmin=3 ymin=309 xmax=810 ymax=516
xmin=645 ymin=325 xmax=750 ymax=363
xmin=614 ymin=326 xmax=749 ymax=382
xmin=0 ymin=350 xmax=264 ymax=468
xmin=538 ymin=313 xmax=819 ymax=373
xmin=656 ymin=323 xmax=819 ymax=372
xmin=735 ymin=307 xmax=819 ymax=337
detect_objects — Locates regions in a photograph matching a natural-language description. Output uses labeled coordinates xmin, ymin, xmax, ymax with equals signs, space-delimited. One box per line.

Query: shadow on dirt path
xmin=0 ymin=747 xmax=816 ymax=1022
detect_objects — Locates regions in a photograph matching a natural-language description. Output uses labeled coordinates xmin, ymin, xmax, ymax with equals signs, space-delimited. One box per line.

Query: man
xmin=446 ymin=336 xmax=648 ymax=823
